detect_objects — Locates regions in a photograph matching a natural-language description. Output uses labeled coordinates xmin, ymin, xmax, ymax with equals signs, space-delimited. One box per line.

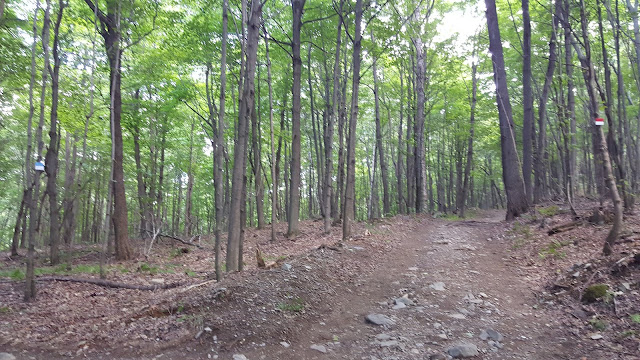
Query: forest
xmin=1 ymin=0 xmax=640 ymax=357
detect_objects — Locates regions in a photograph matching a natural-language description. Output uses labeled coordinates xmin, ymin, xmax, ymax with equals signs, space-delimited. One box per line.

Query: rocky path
xmin=234 ymin=211 xmax=577 ymax=360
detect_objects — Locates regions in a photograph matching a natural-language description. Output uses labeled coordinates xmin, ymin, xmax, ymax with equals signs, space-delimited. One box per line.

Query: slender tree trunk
xmin=371 ymin=30 xmax=390 ymax=216
xmin=184 ymin=119 xmax=195 ymax=236
xmin=265 ymin=30 xmax=277 ymax=242
xmin=26 ymin=0 xmax=51 ymax=301
xmin=414 ymin=36 xmax=427 ymax=213
xmin=288 ymin=0 xmax=306 ymax=237
xmin=522 ymin=0 xmax=534 ymax=203
xmin=227 ymin=0 xmax=262 ymax=272
xmin=214 ymin=0 xmax=228 ymax=278
xmin=397 ymin=60 xmax=406 ymax=214
xmin=485 ymin=0 xmax=529 ymax=220
xmin=252 ymin=67 xmax=265 ymax=229
xmin=323 ymin=0 xmax=343 ymax=233
xmin=459 ymin=59 xmax=477 ymax=218
xmin=574 ymin=0 xmax=623 ymax=255
xmin=82 ymin=0 xmax=133 ymax=260
xmin=343 ymin=0 xmax=363 ymax=240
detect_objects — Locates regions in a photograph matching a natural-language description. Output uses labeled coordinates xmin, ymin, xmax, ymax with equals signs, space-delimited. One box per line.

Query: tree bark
xmin=227 ymin=0 xmax=262 ymax=272
xmin=575 ymin=0 xmax=623 ymax=255
xmin=371 ymin=30 xmax=390 ymax=216
xmin=265 ymin=29 xmax=277 ymax=242
xmin=323 ymin=0 xmax=343 ymax=233
xmin=459 ymin=58 xmax=477 ymax=218
xmin=26 ymin=0 xmax=51 ymax=301
xmin=485 ymin=0 xmax=529 ymax=220
xmin=521 ymin=0 xmax=533 ymax=203
xmin=83 ymin=0 xmax=133 ymax=260
xmin=288 ymin=0 xmax=306 ymax=237
xmin=343 ymin=0 xmax=363 ymax=240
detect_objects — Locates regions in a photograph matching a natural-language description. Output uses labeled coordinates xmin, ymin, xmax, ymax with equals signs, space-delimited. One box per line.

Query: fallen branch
xmin=548 ymin=220 xmax=583 ymax=235
xmin=37 ymin=276 xmax=184 ymax=290
xmin=145 ymin=230 xmax=208 ymax=249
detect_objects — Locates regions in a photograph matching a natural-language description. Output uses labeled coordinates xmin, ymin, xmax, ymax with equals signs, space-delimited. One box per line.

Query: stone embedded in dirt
xmin=430 ymin=282 xmax=446 ymax=291
xmin=280 ymin=341 xmax=290 ymax=348
xmin=429 ymin=354 xmax=447 ymax=360
xmin=375 ymin=333 xmax=392 ymax=341
xmin=310 ymin=344 xmax=327 ymax=353
xmin=590 ymin=333 xmax=603 ymax=340
xmin=232 ymin=355 xmax=248 ymax=360
xmin=437 ymin=333 xmax=448 ymax=340
xmin=395 ymin=297 xmax=415 ymax=306
xmin=392 ymin=303 xmax=407 ymax=310
xmin=449 ymin=313 xmax=466 ymax=320
xmin=150 ymin=278 xmax=165 ymax=284
xmin=447 ymin=343 xmax=479 ymax=358
xmin=408 ymin=267 xmax=419 ymax=271
xmin=0 ymin=353 xmax=16 ymax=360
xmin=479 ymin=328 xmax=503 ymax=342
xmin=282 ymin=263 xmax=293 ymax=271
xmin=365 ymin=314 xmax=395 ymax=326
xmin=378 ymin=340 xmax=399 ymax=347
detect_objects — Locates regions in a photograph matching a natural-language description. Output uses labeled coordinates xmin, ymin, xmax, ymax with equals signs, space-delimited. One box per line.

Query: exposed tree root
xmin=37 ymin=276 xmax=184 ymax=290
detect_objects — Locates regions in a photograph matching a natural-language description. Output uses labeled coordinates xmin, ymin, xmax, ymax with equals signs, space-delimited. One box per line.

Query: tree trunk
xmin=83 ymin=0 xmax=133 ymax=260
xmin=343 ymin=0 xmax=363 ymax=240
xmin=397 ymin=60 xmax=406 ymax=214
xmin=184 ymin=120 xmax=195 ymax=237
xmin=485 ymin=0 xmax=529 ymax=220
xmin=25 ymin=0 xmax=51 ymax=301
xmin=323 ymin=0 xmax=343 ymax=233
xmin=265 ymin=29 xmax=277 ymax=242
xmin=252 ymin=68 xmax=265 ymax=229
xmin=459 ymin=58 xmax=477 ymax=218
xmin=227 ymin=0 xmax=262 ymax=272
xmin=214 ymin=0 xmax=228 ymax=279
xmin=576 ymin=0 xmax=623 ymax=255
xmin=288 ymin=0 xmax=306 ymax=237
xmin=414 ymin=36 xmax=427 ymax=213
xmin=371 ymin=30 xmax=390 ymax=216
xmin=521 ymin=0 xmax=534 ymax=203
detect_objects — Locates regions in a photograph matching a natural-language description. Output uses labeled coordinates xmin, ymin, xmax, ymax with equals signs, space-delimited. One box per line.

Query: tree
xmin=82 ymin=0 xmax=134 ymax=260
xmin=484 ymin=0 xmax=529 ymax=220
xmin=343 ymin=0 xmax=363 ymax=240
xmin=288 ymin=0 xmax=306 ymax=237
xmin=227 ymin=0 xmax=263 ymax=272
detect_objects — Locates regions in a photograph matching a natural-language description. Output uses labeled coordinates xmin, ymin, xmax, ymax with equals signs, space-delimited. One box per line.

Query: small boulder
xmin=0 ymin=353 xmax=16 ymax=360
xmin=232 ymin=355 xmax=248 ymax=360
xmin=365 ymin=313 xmax=395 ymax=326
xmin=447 ymin=343 xmax=479 ymax=358
xmin=310 ymin=344 xmax=327 ymax=353
xmin=479 ymin=328 xmax=503 ymax=342
xmin=430 ymin=282 xmax=446 ymax=291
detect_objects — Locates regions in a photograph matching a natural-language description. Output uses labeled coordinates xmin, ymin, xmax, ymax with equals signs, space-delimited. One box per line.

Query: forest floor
xmin=1 ymin=202 xmax=639 ymax=360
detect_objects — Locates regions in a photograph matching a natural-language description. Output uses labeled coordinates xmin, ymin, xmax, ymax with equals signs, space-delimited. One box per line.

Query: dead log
xmin=548 ymin=220 xmax=583 ymax=235
xmin=145 ymin=230 xmax=208 ymax=250
xmin=37 ymin=276 xmax=184 ymax=290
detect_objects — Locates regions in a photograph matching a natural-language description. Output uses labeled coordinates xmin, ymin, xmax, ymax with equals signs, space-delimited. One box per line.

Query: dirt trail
xmin=229 ymin=211 xmax=582 ymax=359
xmin=6 ymin=211 xmax=630 ymax=360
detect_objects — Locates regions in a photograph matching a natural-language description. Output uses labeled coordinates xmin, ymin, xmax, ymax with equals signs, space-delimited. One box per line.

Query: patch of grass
xmin=185 ymin=270 xmax=197 ymax=277
xmin=589 ymin=317 xmax=608 ymax=331
xmin=276 ymin=297 xmax=305 ymax=312
xmin=137 ymin=263 xmax=160 ymax=275
xmin=539 ymin=239 xmax=570 ymax=259
xmin=538 ymin=205 xmax=560 ymax=217
xmin=619 ymin=330 xmax=637 ymax=338
xmin=0 ymin=268 xmax=25 ymax=280
xmin=509 ymin=222 xmax=533 ymax=249
xmin=630 ymin=314 xmax=640 ymax=324
xmin=170 ymin=247 xmax=190 ymax=258
xmin=0 ymin=306 xmax=11 ymax=313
